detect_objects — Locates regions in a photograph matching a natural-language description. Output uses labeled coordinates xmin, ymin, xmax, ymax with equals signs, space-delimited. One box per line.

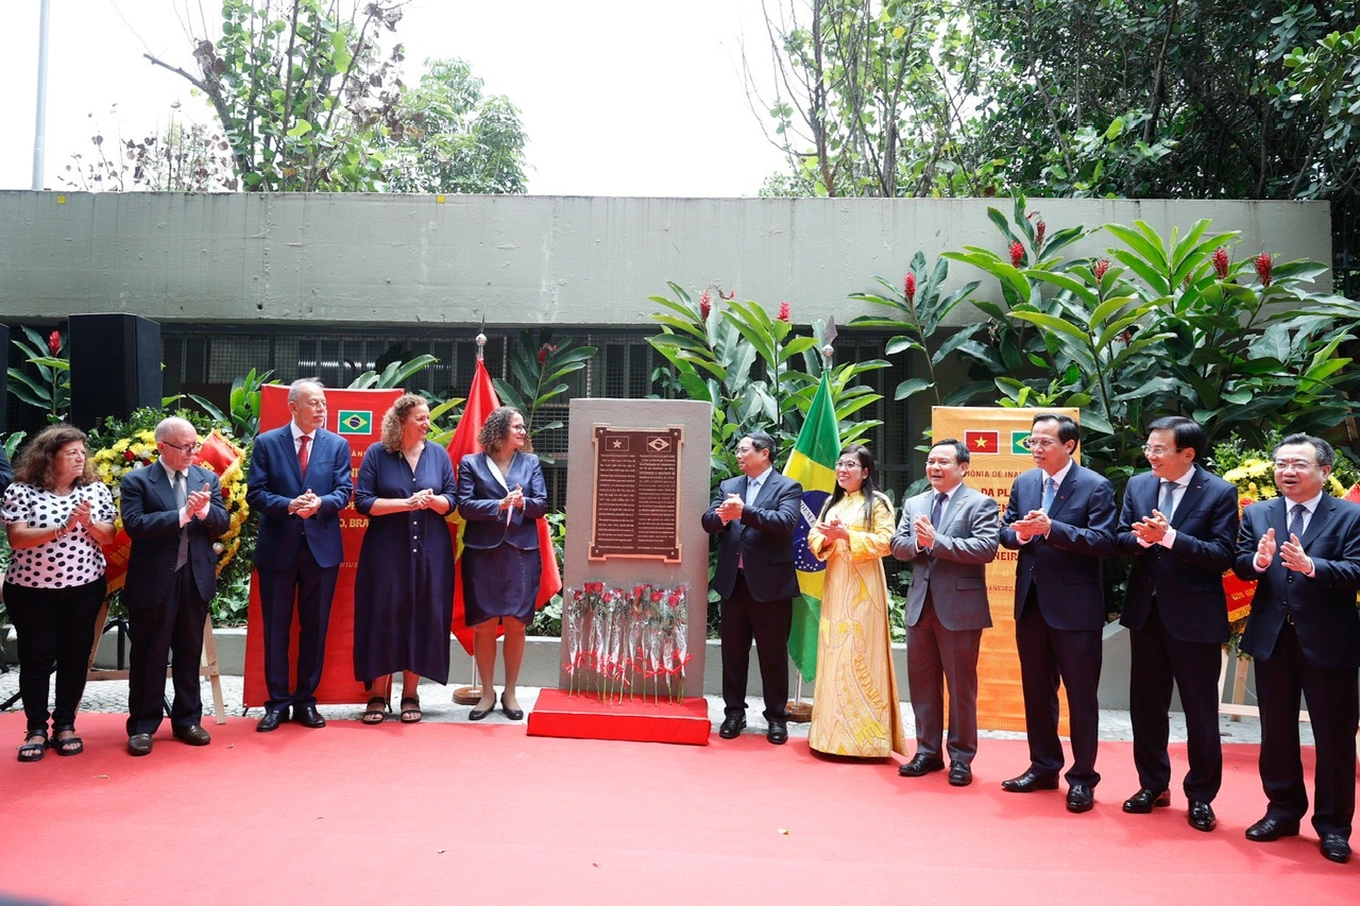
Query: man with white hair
xmin=121 ymin=417 xmax=229 ymax=756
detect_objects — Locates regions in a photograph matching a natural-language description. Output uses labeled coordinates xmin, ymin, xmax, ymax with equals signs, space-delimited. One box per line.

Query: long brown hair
xmin=12 ymin=424 xmax=96 ymax=490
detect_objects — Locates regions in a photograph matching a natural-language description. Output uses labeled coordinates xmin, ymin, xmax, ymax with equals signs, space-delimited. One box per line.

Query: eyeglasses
xmin=160 ymin=441 xmax=202 ymax=455
xmin=1027 ymin=438 xmax=1062 ymax=450
xmin=834 ymin=460 xmax=864 ymax=470
xmin=1142 ymin=445 xmax=1177 ymax=456
xmin=510 ymin=425 xmax=528 ymax=433
xmin=1273 ymin=459 xmax=1318 ymax=471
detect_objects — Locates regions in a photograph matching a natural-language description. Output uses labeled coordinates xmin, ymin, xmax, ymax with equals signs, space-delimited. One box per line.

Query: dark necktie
xmin=298 ymin=434 xmax=311 ymax=474
xmin=1042 ymin=477 xmax=1056 ymax=511
xmin=931 ymin=491 xmax=947 ymax=527
xmin=1158 ymin=480 xmax=1175 ymax=520
xmin=174 ymin=471 xmax=189 ymax=571
xmin=1288 ymin=503 xmax=1306 ymax=539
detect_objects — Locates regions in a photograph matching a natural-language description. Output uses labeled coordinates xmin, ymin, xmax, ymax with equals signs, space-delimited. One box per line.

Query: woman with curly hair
xmin=352 ymin=394 xmax=458 ymax=724
xmin=2 ymin=424 xmax=116 ymax=761
xmin=456 ymin=406 xmax=547 ymax=721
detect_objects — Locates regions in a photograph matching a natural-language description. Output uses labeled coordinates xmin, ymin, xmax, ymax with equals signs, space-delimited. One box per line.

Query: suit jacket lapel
xmin=937 ymin=486 xmax=965 ymax=535
xmin=1268 ymin=497 xmax=1290 ymax=543
xmin=1169 ymin=466 xmax=1203 ymax=530
xmin=1301 ymin=496 xmax=1335 ymax=546
xmin=151 ymin=463 xmax=177 ymax=511
xmin=1047 ymin=465 xmax=1075 ymax=520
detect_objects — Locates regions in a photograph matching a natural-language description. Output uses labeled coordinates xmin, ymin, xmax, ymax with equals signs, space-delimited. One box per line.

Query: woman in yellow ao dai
xmin=806 ymin=444 xmax=908 ymax=758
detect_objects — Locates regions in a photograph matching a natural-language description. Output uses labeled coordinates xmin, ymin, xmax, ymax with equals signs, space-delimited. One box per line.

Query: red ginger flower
xmin=1009 ymin=241 xmax=1025 ymax=268
xmin=1254 ymin=253 xmax=1272 ymax=288
xmin=1093 ymin=259 xmax=1110 ymax=281
xmin=699 ymin=290 xmax=712 ymax=320
xmin=536 ymin=343 xmax=556 ymax=365
xmin=48 ymin=330 xmax=61 ymax=356
xmin=1034 ymin=218 xmax=1046 ymax=250
xmin=903 ymin=272 xmax=917 ymax=304
xmin=777 ymin=301 xmax=791 ymax=322
xmin=1211 ymin=247 xmax=1230 ymax=280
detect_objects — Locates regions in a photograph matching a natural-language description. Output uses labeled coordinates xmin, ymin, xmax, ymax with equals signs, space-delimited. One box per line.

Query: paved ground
xmin=1 ymin=663 xmax=1297 ymax=746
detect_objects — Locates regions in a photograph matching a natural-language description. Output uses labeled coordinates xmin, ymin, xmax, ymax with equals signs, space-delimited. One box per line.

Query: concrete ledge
xmin=92 ymin=624 xmax=1247 ymax=711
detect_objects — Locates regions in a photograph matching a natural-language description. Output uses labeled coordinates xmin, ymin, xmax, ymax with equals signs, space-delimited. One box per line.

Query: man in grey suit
xmin=891 ymin=438 xmax=1000 ymax=786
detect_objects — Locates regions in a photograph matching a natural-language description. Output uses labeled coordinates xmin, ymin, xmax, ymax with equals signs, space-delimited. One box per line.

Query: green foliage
xmin=381 ymin=58 xmax=528 ymax=194
xmin=6 ymin=326 xmax=69 ymax=423
xmin=347 ymin=355 xmax=439 ymax=389
xmin=492 ymin=331 xmax=597 ymax=465
xmin=647 ymin=284 xmax=886 ymax=488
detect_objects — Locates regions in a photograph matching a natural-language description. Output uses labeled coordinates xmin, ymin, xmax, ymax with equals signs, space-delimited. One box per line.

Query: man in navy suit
xmin=1114 ymin=417 xmax=1237 ymax=831
xmin=121 ymin=417 xmax=229 ymax=755
xmin=702 ymin=431 xmax=803 ymax=745
xmin=1234 ymin=434 xmax=1360 ymax=864
xmin=246 ymin=379 xmax=352 ymax=731
xmin=999 ymin=413 xmax=1115 ymax=812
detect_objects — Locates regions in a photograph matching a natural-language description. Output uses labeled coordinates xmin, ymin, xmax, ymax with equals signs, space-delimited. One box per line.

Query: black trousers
xmin=1128 ymin=602 xmax=1223 ymax=801
xmin=126 ymin=567 xmax=208 ymax=736
xmin=720 ymin=572 xmax=792 ymax=721
xmin=1015 ymin=591 xmax=1103 ymax=787
xmin=1255 ymin=622 xmax=1359 ymax=839
xmin=256 ymin=543 xmax=339 ymax=712
xmin=4 ymin=578 xmax=105 ymax=733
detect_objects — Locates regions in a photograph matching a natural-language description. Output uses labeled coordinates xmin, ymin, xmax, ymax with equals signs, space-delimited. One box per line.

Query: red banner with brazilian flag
xmin=783 ymin=372 xmax=840 ymax=682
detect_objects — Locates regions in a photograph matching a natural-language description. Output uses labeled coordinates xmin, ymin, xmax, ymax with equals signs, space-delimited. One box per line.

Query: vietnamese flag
xmin=965 ymin=430 xmax=999 ymax=454
xmin=446 ymin=359 xmax=562 ymax=654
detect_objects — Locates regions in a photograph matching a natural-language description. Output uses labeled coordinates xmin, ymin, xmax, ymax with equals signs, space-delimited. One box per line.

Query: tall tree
xmin=381 ymin=58 xmax=528 ymax=194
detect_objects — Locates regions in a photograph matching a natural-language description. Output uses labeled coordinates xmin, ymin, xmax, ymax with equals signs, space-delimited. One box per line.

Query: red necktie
xmin=298 ymin=435 xmax=311 ymax=474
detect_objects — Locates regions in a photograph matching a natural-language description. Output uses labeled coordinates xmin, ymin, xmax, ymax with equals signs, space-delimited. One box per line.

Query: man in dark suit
xmin=1234 ymin=433 xmax=1360 ymax=864
xmin=246 ymin=379 xmax=352 ymax=731
xmin=1114 ymin=417 xmax=1237 ymax=832
xmin=891 ymin=438 xmax=999 ymax=787
xmin=121 ymin=417 xmax=229 ymax=756
xmin=702 ymin=430 xmax=803 ymax=745
xmin=999 ymin=412 xmax=1115 ymax=812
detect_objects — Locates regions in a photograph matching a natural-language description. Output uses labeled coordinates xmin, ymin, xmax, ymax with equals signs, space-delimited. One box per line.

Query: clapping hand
xmin=716 ymin=492 xmax=744 ymax=523
xmin=1279 ymin=532 xmax=1314 ymax=575
xmin=1131 ymin=510 xmax=1170 ymax=545
xmin=912 ymin=513 xmax=936 ymax=550
xmin=186 ymin=482 xmax=215 ymax=518
xmin=1254 ymin=527 xmax=1278 ymax=569
xmin=1011 ymin=508 xmax=1052 ymax=541
xmin=816 ymin=516 xmax=849 ymax=544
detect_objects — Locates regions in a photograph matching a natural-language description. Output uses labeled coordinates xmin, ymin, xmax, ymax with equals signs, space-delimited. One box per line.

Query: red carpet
xmin=3 ymin=712 xmax=1356 ymax=905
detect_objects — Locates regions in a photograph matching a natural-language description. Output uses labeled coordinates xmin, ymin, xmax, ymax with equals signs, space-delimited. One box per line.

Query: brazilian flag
xmin=782 ymin=371 xmax=840 ymax=682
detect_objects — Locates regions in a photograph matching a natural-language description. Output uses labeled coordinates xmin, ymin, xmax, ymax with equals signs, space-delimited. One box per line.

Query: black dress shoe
xmin=1187 ymin=800 xmax=1217 ymax=832
xmin=1320 ymin=833 xmax=1351 ymax=864
xmin=500 ymin=694 xmax=524 ymax=722
xmin=1001 ymin=770 xmax=1060 ymax=792
xmin=1122 ymin=788 xmax=1171 ymax=813
xmin=172 ymin=725 xmax=211 ymax=746
xmin=256 ymin=708 xmax=288 ymax=733
xmin=294 ymin=705 xmax=326 ymax=728
xmin=948 ymin=763 xmax=973 ymax=787
xmin=1066 ymin=784 xmax=1094 ymax=813
xmin=898 ymin=754 xmax=946 ymax=777
xmin=468 ymin=699 xmax=496 ymax=721
xmin=127 ymin=734 xmax=153 ymax=756
xmin=718 ymin=715 xmax=745 ymax=739
xmin=767 ymin=720 xmax=788 ymax=745
xmin=1245 ymin=816 xmax=1301 ymax=842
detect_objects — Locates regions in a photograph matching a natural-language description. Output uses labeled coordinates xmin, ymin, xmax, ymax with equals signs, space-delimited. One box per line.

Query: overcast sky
xmin=1 ymin=0 xmax=792 ymax=196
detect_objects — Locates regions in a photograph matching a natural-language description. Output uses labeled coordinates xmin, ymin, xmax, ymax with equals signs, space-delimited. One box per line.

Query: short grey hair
xmin=155 ymin=416 xmax=196 ymax=442
xmin=288 ymin=378 xmax=324 ymax=403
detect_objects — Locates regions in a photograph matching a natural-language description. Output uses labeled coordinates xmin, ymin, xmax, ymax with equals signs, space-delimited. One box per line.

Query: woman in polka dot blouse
xmin=2 ymin=424 xmax=116 ymax=762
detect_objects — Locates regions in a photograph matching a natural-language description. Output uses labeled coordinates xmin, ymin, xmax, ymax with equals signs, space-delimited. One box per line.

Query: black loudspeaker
xmin=0 ymin=323 xmax=9 ymax=433
xmin=69 ymin=314 xmax=162 ymax=431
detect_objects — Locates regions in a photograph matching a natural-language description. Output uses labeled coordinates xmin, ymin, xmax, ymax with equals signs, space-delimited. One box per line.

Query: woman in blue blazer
xmin=456 ymin=406 xmax=547 ymax=721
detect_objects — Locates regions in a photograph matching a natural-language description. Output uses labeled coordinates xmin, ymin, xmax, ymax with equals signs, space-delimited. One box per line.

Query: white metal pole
xmin=31 ymin=0 xmax=52 ymax=190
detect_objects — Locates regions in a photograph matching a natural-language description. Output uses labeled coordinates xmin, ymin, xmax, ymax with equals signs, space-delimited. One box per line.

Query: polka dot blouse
xmin=2 ymin=481 xmax=116 ymax=588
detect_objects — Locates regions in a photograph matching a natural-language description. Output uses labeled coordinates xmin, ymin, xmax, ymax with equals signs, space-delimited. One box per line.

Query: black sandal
xmin=399 ymin=697 xmax=422 ymax=723
xmin=51 ymin=726 xmax=84 ymax=756
xmin=18 ymin=730 xmax=47 ymax=763
xmin=361 ymin=697 xmax=388 ymax=725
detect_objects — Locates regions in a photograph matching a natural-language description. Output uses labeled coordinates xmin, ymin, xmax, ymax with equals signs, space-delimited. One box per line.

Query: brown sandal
xmin=361 ymin=697 xmax=388 ymax=725
xmin=399 ymin=697 xmax=422 ymax=723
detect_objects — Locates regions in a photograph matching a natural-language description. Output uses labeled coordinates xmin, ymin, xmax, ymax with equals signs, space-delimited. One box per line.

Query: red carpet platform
xmin=527 ymin=688 xmax=710 ymax=744
xmin=2 ymin=712 xmax=1356 ymax=905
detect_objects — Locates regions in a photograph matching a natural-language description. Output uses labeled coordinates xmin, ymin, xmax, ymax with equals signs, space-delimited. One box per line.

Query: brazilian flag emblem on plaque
xmin=337 ymin=410 xmax=372 ymax=435
xmin=1011 ymin=431 xmax=1032 ymax=454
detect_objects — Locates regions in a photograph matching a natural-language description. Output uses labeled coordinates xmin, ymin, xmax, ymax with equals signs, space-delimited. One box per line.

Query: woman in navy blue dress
xmin=353 ymin=394 xmax=458 ymax=724
xmin=457 ymin=406 xmax=547 ymax=721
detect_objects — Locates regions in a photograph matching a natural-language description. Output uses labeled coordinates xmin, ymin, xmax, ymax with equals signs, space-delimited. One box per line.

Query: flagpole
xmin=452 ymin=327 xmax=491 ymax=707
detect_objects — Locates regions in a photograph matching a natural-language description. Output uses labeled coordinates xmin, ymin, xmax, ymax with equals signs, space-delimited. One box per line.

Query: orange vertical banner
xmin=930 ymin=406 xmax=1080 ymax=734
xmin=243 ymin=385 xmax=402 ymax=707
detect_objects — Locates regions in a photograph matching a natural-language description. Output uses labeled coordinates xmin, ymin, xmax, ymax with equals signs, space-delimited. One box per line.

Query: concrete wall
xmin=0 ymin=192 xmax=1331 ymax=328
